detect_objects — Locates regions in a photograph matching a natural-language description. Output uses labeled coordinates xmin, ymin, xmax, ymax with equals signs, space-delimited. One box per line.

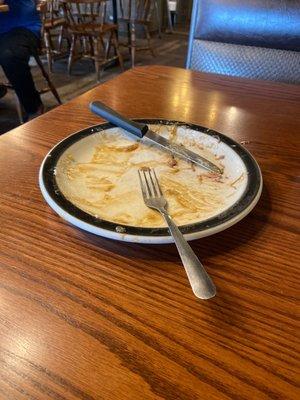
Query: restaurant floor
xmin=0 ymin=33 xmax=188 ymax=135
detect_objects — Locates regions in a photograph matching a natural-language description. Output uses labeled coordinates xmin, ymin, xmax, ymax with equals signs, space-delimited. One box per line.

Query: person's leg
xmin=0 ymin=28 xmax=43 ymax=116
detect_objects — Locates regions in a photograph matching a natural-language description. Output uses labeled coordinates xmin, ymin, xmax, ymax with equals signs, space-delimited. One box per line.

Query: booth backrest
xmin=186 ymin=0 xmax=300 ymax=84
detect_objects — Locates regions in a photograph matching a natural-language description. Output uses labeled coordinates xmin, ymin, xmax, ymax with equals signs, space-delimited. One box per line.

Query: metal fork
xmin=138 ymin=168 xmax=216 ymax=300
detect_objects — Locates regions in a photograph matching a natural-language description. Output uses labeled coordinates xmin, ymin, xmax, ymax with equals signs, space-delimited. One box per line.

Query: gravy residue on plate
xmin=55 ymin=125 xmax=246 ymax=227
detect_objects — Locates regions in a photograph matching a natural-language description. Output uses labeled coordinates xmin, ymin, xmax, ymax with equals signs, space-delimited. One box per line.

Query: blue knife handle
xmin=90 ymin=101 xmax=148 ymax=138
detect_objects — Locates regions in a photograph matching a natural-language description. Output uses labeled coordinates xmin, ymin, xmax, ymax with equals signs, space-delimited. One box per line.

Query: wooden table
xmin=0 ymin=66 xmax=299 ymax=399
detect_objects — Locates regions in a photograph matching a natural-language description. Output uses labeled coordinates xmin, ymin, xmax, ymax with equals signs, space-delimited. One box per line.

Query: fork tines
xmin=138 ymin=167 xmax=163 ymax=199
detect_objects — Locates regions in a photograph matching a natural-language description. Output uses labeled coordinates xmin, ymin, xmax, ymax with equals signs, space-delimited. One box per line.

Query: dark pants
xmin=0 ymin=28 xmax=42 ymax=115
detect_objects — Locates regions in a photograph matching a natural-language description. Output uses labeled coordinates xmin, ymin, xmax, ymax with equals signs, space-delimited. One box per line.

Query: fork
xmin=138 ymin=168 xmax=216 ymax=300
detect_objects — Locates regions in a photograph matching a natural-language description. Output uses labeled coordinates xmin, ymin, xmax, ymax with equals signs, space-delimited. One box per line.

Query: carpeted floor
xmin=0 ymin=33 xmax=188 ymax=135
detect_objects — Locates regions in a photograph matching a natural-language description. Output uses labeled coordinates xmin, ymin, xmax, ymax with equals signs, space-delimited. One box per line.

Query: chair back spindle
xmin=61 ymin=0 xmax=123 ymax=80
xmin=63 ymin=0 xmax=109 ymax=29
xmin=118 ymin=0 xmax=154 ymax=22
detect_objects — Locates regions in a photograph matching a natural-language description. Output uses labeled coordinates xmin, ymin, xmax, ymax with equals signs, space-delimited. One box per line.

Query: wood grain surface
xmin=0 ymin=66 xmax=299 ymax=400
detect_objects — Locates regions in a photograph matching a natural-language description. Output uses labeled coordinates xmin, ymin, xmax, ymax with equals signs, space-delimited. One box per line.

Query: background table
xmin=0 ymin=4 xmax=9 ymax=12
xmin=0 ymin=66 xmax=299 ymax=399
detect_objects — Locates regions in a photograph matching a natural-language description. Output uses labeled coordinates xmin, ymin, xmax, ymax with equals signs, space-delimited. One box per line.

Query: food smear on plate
xmin=55 ymin=125 xmax=247 ymax=227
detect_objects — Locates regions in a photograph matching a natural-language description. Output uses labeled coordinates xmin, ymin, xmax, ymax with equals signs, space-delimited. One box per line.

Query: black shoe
xmin=0 ymin=84 xmax=8 ymax=99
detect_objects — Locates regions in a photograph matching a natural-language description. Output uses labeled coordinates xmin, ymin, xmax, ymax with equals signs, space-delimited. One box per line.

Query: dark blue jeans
xmin=0 ymin=27 xmax=42 ymax=115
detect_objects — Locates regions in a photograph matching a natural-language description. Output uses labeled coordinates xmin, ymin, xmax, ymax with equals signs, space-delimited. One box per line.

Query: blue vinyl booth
xmin=186 ymin=0 xmax=300 ymax=84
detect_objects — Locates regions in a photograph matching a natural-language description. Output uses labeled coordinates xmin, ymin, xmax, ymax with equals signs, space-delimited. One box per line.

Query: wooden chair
xmin=40 ymin=0 xmax=69 ymax=74
xmin=3 ymin=53 xmax=62 ymax=123
xmin=118 ymin=0 xmax=157 ymax=67
xmin=61 ymin=0 xmax=124 ymax=81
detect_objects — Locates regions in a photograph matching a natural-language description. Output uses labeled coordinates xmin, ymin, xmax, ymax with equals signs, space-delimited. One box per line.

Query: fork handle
xmin=162 ymin=212 xmax=216 ymax=299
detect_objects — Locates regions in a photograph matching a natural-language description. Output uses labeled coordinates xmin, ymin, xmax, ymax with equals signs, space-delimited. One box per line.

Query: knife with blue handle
xmin=90 ymin=101 xmax=222 ymax=174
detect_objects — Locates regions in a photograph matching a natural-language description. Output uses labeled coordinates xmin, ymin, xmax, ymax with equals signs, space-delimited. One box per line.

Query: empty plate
xmin=39 ymin=120 xmax=262 ymax=243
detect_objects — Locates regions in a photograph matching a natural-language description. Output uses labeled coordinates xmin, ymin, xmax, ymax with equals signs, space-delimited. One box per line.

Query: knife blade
xmin=90 ymin=101 xmax=222 ymax=174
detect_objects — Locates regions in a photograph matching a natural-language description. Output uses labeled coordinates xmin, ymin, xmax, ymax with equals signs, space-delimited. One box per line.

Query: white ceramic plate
xmin=39 ymin=120 xmax=262 ymax=243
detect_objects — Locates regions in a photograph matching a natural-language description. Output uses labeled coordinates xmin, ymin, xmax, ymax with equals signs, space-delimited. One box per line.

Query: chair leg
xmin=154 ymin=0 xmax=162 ymax=39
xmin=145 ymin=25 xmax=155 ymax=57
xmin=105 ymin=33 xmax=111 ymax=59
xmin=89 ymin=36 xmax=94 ymax=56
xmin=68 ymin=35 xmax=77 ymax=75
xmin=34 ymin=54 xmax=62 ymax=105
xmin=3 ymin=84 xmax=24 ymax=123
xmin=127 ymin=22 xmax=131 ymax=56
xmin=112 ymin=30 xmax=124 ymax=71
xmin=44 ymin=30 xmax=53 ymax=74
xmin=166 ymin=0 xmax=174 ymax=33
xmin=82 ymin=35 xmax=88 ymax=55
xmin=93 ymin=37 xmax=101 ymax=82
xmin=99 ymin=35 xmax=106 ymax=58
xmin=14 ymin=92 xmax=24 ymax=124
xmin=57 ymin=25 xmax=64 ymax=53
xmin=129 ymin=22 xmax=136 ymax=68
xmin=65 ymin=29 xmax=71 ymax=50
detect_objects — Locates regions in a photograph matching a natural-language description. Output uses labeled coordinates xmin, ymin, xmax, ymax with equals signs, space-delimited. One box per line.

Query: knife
xmin=90 ymin=101 xmax=222 ymax=174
